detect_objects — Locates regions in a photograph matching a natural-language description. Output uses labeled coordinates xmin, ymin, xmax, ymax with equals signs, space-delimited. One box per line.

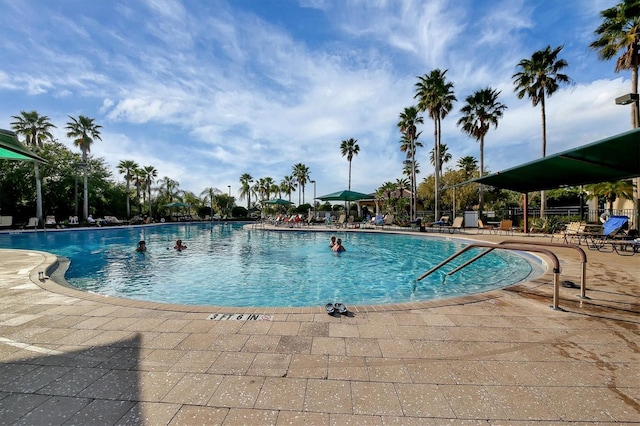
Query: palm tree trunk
xmin=83 ymin=154 xmax=89 ymax=221
xmin=125 ymin=181 xmax=131 ymax=218
xmin=540 ymin=96 xmax=547 ymax=218
xmin=434 ymin=119 xmax=441 ymax=220
xmin=479 ymin=136 xmax=484 ymax=220
xmin=34 ymin=162 xmax=43 ymax=225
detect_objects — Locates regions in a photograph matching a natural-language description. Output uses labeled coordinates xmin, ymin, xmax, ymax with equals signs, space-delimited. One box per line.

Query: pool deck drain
xmin=0 ymin=230 xmax=638 ymax=424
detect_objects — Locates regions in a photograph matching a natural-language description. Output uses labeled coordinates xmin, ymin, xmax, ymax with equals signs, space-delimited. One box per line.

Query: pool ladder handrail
xmin=416 ymin=242 xmax=568 ymax=310
xmin=448 ymin=241 xmax=588 ymax=299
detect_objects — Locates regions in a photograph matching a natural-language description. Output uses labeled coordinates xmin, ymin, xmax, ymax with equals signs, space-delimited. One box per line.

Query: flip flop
xmin=325 ymin=303 xmax=335 ymax=315
xmin=335 ymin=303 xmax=348 ymax=314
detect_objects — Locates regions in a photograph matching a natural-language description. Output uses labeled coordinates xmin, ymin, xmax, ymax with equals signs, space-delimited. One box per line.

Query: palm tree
xmin=117 ymin=160 xmax=139 ymax=218
xmin=513 ymin=45 xmax=570 ymax=217
xmin=238 ymin=173 xmax=254 ymax=210
xmin=397 ymin=106 xmax=424 ymax=219
xmin=429 ymin=143 xmax=452 ymax=171
xmin=141 ymin=165 xmax=157 ymax=217
xmin=585 ymin=180 xmax=634 ymax=212
xmin=415 ymin=69 xmax=456 ymax=220
xmin=457 ymin=156 xmax=478 ymax=179
xmin=292 ymin=163 xmax=310 ymax=205
xmin=10 ymin=111 xmax=56 ymax=225
xmin=457 ymin=87 xmax=507 ymax=217
xmin=280 ymin=175 xmax=297 ymax=202
xmin=200 ymin=187 xmax=222 ymax=218
xmin=340 ymin=138 xmax=360 ymax=190
xmin=134 ymin=167 xmax=144 ymax=213
xmin=65 ymin=115 xmax=102 ymax=220
xmin=590 ymin=0 xmax=639 ymax=128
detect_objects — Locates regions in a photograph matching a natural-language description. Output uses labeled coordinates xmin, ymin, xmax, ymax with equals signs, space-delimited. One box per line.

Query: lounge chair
xmin=431 ymin=215 xmax=450 ymax=228
xmin=585 ymin=216 xmax=631 ymax=252
xmin=443 ymin=216 xmax=464 ymax=233
xmin=477 ymin=219 xmax=496 ymax=234
xmin=375 ymin=214 xmax=394 ymax=229
xmin=0 ymin=215 xmax=12 ymax=228
xmin=26 ymin=217 xmax=39 ymax=229
xmin=551 ymin=221 xmax=583 ymax=243
xmin=334 ymin=214 xmax=346 ymax=228
xmin=45 ymin=215 xmax=57 ymax=228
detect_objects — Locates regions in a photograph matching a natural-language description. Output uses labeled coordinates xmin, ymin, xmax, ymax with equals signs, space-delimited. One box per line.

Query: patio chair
xmin=334 ymin=214 xmax=346 ymax=228
xmin=496 ymin=219 xmax=516 ymax=235
xmin=26 ymin=217 xmax=39 ymax=229
xmin=551 ymin=221 xmax=584 ymax=243
xmin=585 ymin=216 xmax=631 ymax=252
xmin=431 ymin=215 xmax=450 ymax=227
xmin=45 ymin=215 xmax=57 ymax=228
xmin=443 ymin=216 xmax=464 ymax=233
xmin=477 ymin=219 xmax=496 ymax=234
xmin=375 ymin=214 xmax=394 ymax=229
xmin=0 ymin=215 xmax=12 ymax=228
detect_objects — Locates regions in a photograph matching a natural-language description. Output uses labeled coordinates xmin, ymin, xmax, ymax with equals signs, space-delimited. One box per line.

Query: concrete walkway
xmin=0 ymin=230 xmax=638 ymax=424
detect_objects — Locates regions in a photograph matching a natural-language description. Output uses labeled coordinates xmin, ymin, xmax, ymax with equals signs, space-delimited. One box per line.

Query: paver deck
xmin=0 ymin=229 xmax=638 ymax=424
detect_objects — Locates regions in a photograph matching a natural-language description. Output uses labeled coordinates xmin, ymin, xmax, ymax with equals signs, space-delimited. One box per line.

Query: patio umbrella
xmin=263 ymin=198 xmax=293 ymax=205
xmin=0 ymin=129 xmax=47 ymax=162
xmin=316 ymin=190 xmax=371 ymax=202
xmin=163 ymin=202 xmax=189 ymax=208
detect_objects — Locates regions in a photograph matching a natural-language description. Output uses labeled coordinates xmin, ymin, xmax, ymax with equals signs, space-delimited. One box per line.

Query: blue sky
xmin=0 ymin=0 xmax=634 ymax=202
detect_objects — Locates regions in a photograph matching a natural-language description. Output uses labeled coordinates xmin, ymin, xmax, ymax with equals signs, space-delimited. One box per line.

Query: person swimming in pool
xmin=332 ymin=238 xmax=345 ymax=253
xmin=135 ymin=240 xmax=147 ymax=252
xmin=329 ymin=236 xmax=336 ymax=248
xmin=174 ymin=239 xmax=187 ymax=251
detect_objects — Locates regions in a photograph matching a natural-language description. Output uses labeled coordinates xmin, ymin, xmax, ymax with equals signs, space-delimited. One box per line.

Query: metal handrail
xmin=447 ymin=241 xmax=588 ymax=299
xmin=416 ymin=243 xmax=564 ymax=310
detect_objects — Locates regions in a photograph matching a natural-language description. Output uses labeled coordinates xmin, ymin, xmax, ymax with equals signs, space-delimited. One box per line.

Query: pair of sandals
xmin=325 ymin=302 xmax=348 ymax=315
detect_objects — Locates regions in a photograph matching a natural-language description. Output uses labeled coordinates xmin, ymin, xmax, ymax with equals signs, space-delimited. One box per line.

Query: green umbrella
xmin=263 ymin=198 xmax=293 ymax=205
xmin=316 ymin=190 xmax=371 ymax=202
xmin=163 ymin=202 xmax=189 ymax=208
xmin=0 ymin=129 xmax=47 ymax=162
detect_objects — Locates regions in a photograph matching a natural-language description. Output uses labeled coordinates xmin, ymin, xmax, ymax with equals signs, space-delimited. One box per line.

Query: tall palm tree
xmin=457 ymin=156 xmax=478 ymax=179
xmin=415 ymin=69 xmax=456 ymax=220
xmin=200 ymin=187 xmax=222 ymax=218
xmin=429 ymin=143 xmax=452 ymax=171
xmin=134 ymin=167 xmax=145 ymax=213
xmin=590 ymin=0 xmax=639 ymax=128
xmin=280 ymin=175 xmax=297 ymax=202
xmin=262 ymin=177 xmax=276 ymax=201
xmin=238 ymin=173 xmax=254 ymax=210
xmin=10 ymin=111 xmax=56 ymax=224
xmin=117 ymin=160 xmax=139 ymax=218
xmin=457 ymin=87 xmax=507 ymax=217
xmin=397 ymin=106 xmax=424 ymax=219
xmin=141 ymin=165 xmax=157 ymax=217
xmin=65 ymin=115 xmax=102 ymax=220
xmin=513 ymin=45 xmax=570 ymax=217
xmin=292 ymin=163 xmax=310 ymax=205
xmin=340 ymin=138 xmax=360 ymax=191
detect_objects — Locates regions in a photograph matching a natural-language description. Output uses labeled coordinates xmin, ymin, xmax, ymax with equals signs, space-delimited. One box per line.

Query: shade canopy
xmin=263 ymin=198 xmax=293 ymax=205
xmin=0 ymin=129 xmax=47 ymax=162
xmin=163 ymin=202 xmax=189 ymax=208
xmin=472 ymin=128 xmax=640 ymax=193
xmin=317 ymin=190 xmax=372 ymax=202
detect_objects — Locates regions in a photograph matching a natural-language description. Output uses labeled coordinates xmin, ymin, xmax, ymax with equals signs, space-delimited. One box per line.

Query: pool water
xmin=0 ymin=223 xmax=544 ymax=307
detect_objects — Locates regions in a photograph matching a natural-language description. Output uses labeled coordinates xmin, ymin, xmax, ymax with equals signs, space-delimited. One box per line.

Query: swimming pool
xmin=0 ymin=223 xmax=544 ymax=307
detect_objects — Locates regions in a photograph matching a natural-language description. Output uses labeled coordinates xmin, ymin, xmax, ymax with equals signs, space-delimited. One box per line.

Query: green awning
xmin=472 ymin=128 xmax=640 ymax=192
xmin=0 ymin=129 xmax=47 ymax=162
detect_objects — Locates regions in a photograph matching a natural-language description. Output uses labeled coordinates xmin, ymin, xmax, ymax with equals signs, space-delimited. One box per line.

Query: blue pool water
xmin=0 ymin=223 xmax=544 ymax=307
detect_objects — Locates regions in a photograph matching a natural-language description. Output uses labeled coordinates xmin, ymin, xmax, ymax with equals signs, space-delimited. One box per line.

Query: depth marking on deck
xmin=207 ymin=313 xmax=273 ymax=321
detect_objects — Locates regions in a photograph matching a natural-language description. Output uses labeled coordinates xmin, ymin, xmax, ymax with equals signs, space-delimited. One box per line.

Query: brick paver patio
xmin=0 ymin=229 xmax=638 ymax=424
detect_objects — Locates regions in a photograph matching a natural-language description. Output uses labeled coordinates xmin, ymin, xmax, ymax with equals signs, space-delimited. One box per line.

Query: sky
xmin=0 ymin=0 xmax=634 ymax=204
